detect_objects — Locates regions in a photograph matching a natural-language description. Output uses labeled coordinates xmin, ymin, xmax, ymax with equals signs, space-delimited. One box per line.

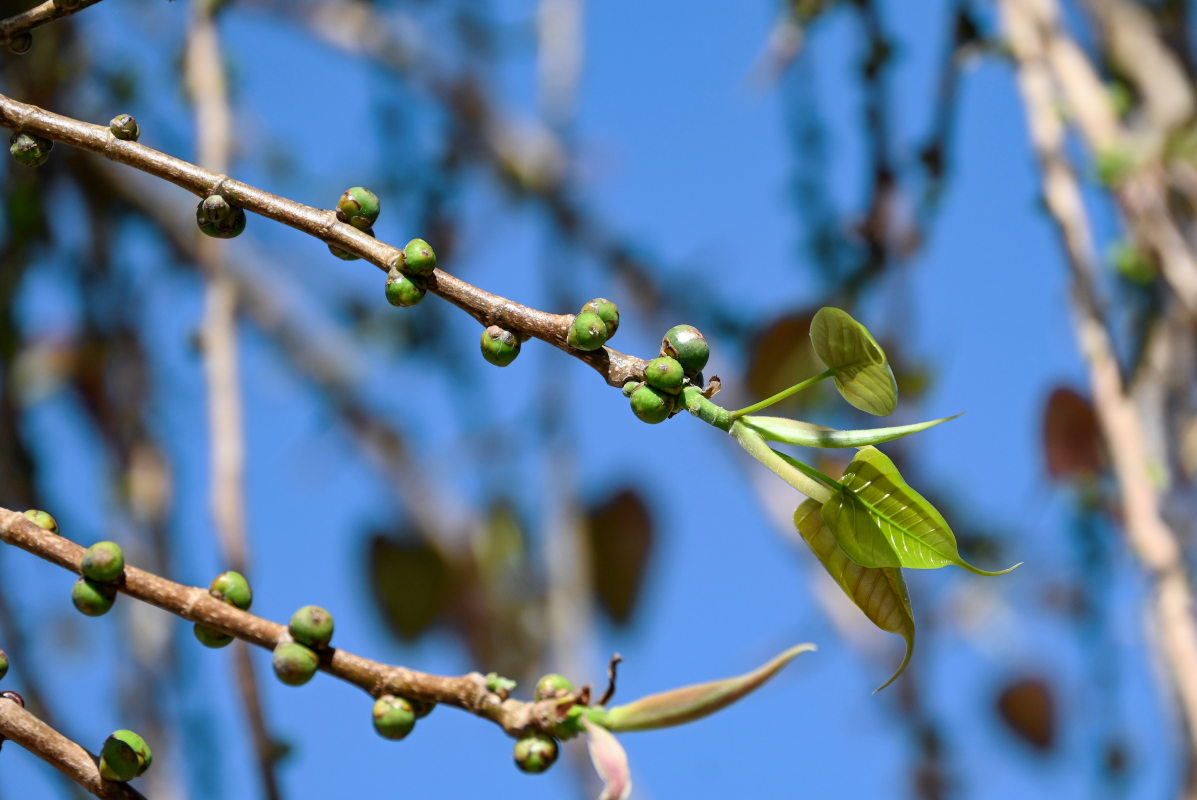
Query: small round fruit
xmin=336 ymin=187 xmax=380 ymax=231
xmin=372 ymin=694 xmax=417 ymax=740
xmin=193 ymin=623 xmax=233 ymax=648
xmin=513 ymin=733 xmax=558 ymax=774
xmin=23 ymin=509 xmax=58 ymax=533
xmin=644 ymin=356 xmax=685 ymax=394
xmin=534 ymin=673 xmax=573 ymax=701
xmin=100 ymin=729 xmax=151 ymax=781
xmin=81 ymin=541 xmax=125 ymax=584
xmin=289 ymin=606 xmax=334 ymax=650
xmin=567 ymin=311 xmax=608 ymax=351
xmin=661 ymin=324 xmax=710 ymax=375
xmin=0 ymin=648 xmax=8 ymax=680
xmin=71 ymin=578 xmax=116 ymax=617
xmin=199 ymin=194 xmax=233 ymax=225
xmin=8 ymin=32 xmax=31 ymax=54
xmin=581 ymin=298 xmax=620 ymax=338
xmin=272 ymin=642 xmax=319 ymax=687
xmin=209 ymin=570 xmax=252 ymax=610
xmin=9 ymin=132 xmax=52 ymax=167
xmin=196 ymin=202 xmax=246 ymax=239
xmin=328 ymin=243 xmax=360 ymax=261
xmin=109 ymin=114 xmax=140 ymax=142
xmin=481 ymin=326 xmax=520 ymax=367
xmin=402 ymin=238 xmax=436 ymax=276
xmin=408 ymin=697 xmax=436 ymax=719
xmin=629 ymin=383 xmax=673 ymax=424
xmin=385 ymin=269 xmax=426 ymax=307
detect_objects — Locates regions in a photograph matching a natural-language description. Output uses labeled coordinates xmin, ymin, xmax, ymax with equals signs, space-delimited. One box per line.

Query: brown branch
xmin=0 ymin=0 xmax=104 ymax=46
xmin=1002 ymin=0 xmax=1197 ymax=759
xmin=0 ymin=91 xmax=648 ymax=388
xmin=0 ymin=695 xmax=147 ymax=800
xmin=0 ymin=508 xmax=565 ymax=737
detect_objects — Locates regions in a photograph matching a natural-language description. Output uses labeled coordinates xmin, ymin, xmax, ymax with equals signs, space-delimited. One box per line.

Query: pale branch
xmin=0 ymin=695 xmax=147 ymax=800
xmin=0 ymin=508 xmax=571 ymax=738
xmin=184 ymin=4 xmax=282 ymax=799
xmin=0 ymin=91 xmax=649 ymax=388
xmin=0 ymin=0 xmax=105 ymax=46
xmin=1002 ymin=0 xmax=1197 ymax=759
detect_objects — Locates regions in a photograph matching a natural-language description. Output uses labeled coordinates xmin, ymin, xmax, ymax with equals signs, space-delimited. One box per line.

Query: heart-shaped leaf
xmin=793 ymin=499 xmax=914 ymax=691
xmin=809 ymin=307 xmax=897 ymax=415
xmin=742 ymin=413 xmax=960 ymax=449
xmin=821 ymin=447 xmax=1019 ymax=575
xmin=598 ymin=644 xmax=815 ymax=732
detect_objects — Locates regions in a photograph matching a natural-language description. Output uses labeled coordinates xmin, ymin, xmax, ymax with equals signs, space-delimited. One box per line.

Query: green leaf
xmin=741 ymin=413 xmax=960 ymax=448
xmin=821 ymin=447 xmax=1020 ymax=575
xmin=809 ymin=307 xmax=897 ymax=415
xmin=793 ymin=499 xmax=914 ymax=692
xmin=599 ymin=644 xmax=815 ymax=732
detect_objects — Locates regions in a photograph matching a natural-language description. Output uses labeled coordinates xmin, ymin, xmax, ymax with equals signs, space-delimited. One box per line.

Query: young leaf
xmin=821 ymin=447 xmax=1020 ymax=575
xmin=582 ymin=716 xmax=633 ymax=800
xmin=599 ymin=643 xmax=815 ymax=732
xmin=793 ymin=499 xmax=914 ymax=692
xmin=742 ymin=413 xmax=960 ymax=448
xmin=809 ymin=307 xmax=897 ymax=415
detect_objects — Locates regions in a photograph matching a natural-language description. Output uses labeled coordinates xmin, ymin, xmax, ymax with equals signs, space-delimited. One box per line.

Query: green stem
xmin=681 ymin=385 xmax=731 ymax=431
xmin=729 ymin=421 xmax=833 ymax=504
xmin=773 ymin=450 xmax=842 ymax=491
xmin=728 ymin=368 xmax=835 ymax=420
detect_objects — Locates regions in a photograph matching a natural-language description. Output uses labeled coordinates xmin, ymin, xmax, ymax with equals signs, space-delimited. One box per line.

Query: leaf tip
xmin=965 ymin=560 xmax=1023 ymax=577
xmin=871 ymin=633 xmax=913 ymax=694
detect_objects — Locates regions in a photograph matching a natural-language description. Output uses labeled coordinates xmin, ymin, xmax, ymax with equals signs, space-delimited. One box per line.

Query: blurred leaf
xmin=582 ymin=717 xmax=632 ymax=800
xmin=809 ymin=307 xmax=897 ymax=415
xmin=746 ymin=311 xmax=827 ymax=414
xmin=584 ymin=488 xmax=653 ymax=625
xmin=996 ymin=676 xmax=1056 ymax=752
xmin=1043 ymin=387 xmax=1103 ymax=480
xmin=822 ymin=447 xmax=1019 ymax=575
xmin=598 ymin=644 xmax=815 ymax=732
xmin=742 ymin=413 xmax=959 ymax=448
xmin=793 ymin=499 xmax=914 ymax=691
xmin=368 ymin=534 xmax=453 ymax=640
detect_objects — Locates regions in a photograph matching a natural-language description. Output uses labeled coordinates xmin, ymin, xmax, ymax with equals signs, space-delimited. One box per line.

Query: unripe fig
xmin=661 ymin=324 xmax=709 ymax=375
xmin=581 ymin=298 xmax=620 ymax=338
xmin=99 ymin=729 xmax=151 ymax=781
xmin=289 ymin=605 xmax=334 ymax=650
xmin=272 ymin=642 xmax=319 ymax=686
xmin=108 ymin=114 xmax=140 ymax=142
xmin=0 ymin=649 xmax=8 ymax=680
xmin=385 ymin=269 xmax=426 ymax=307
xmin=22 ymin=509 xmax=58 ymax=533
xmin=629 ymin=383 xmax=672 ymax=424
xmin=513 ymin=733 xmax=558 ymax=774
xmin=196 ymin=201 xmax=246 ymax=239
xmin=9 ymin=132 xmax=52 ymax=167
xmin=644 ymin=356 xmax=685 ymax=394
xmin=372 ymin=694 xmax=417 ymax=740
xmin=534 ymin=673 xmax=573 ymax=701
xmin=71 ymin=578 xmax=116 ymax=617
xmin=567 ymin=311 xmax=608 ymax=351
xmin=81 ymin=541 xmax=125 ymax=584
xmin=402 ymin=238 xmax=437 ymax=276
xmin=209 ymin=570 xmax=252 ymax=610
xmin=193 ymin=623 xmax=233 ymax=649
xmin=481 ymin=326 xmax=520 ymax=367
xmin=336 ymin=187 xmax=380 ymax=231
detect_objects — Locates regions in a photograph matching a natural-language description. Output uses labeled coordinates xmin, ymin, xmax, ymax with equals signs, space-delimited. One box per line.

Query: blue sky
xmin=0 ymin=1 xmax=1181 ymax=798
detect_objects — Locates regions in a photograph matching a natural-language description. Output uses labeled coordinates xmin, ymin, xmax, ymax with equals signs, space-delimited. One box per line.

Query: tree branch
xmin=0 ymin=91 xmax=649 ymax=388
xmin=0 ymin=508 xmax=569 ymax=738
xmin=0 ymin=695 xmax=147 ymax=800
xmin=0 ymin=0 xmax=104 ymax=46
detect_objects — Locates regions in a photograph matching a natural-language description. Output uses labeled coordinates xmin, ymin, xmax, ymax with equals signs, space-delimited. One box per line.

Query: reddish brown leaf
xmin=584 ymin=488 xmax=654 ymax=625
xmin=996 ymin=676 xmax=1056 ymax=752
xmin=1043 ymin=387 xmax=1103 ymax=479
